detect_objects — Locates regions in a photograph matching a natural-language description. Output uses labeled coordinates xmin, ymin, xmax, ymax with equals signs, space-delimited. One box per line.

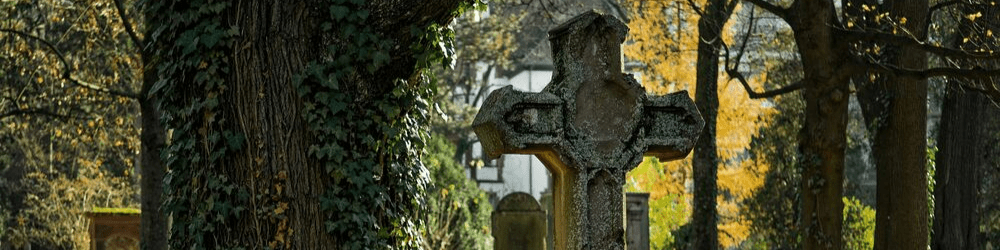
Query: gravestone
xmin=473 ymin=10 xmax=703 ymax=250
xmin=492 ymin=192 xmax=548 ymax=250
xmin=626 ymin=193 xmax=650 ymax=250
xmin=86 ymin=207 xmax=141 ymax=250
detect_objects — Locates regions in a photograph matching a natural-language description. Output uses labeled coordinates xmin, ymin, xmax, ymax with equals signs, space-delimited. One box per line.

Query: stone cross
xmin=473 ymin=11 xmax=704 ymax=250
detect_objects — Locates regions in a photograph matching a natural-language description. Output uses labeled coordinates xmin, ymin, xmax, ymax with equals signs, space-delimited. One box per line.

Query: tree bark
xmin=690 ymin=1 xmax=736 ymax=249
xmin=145 ymin=0 xmax=471 ymax=247
xmin=788 ymin=1 xmax=852 ymax=249
xmin=932 ymin=84 xmax=989 ymax=250
xmin=139 ymin=24 xmax=168 ymax=250
xmin=139 ymin=96 xmax=167 ymax=250
xmin=866 ymin=1 xmax=929 ymax=249
xmin=931 ymin=3 xmax=998 ymax=249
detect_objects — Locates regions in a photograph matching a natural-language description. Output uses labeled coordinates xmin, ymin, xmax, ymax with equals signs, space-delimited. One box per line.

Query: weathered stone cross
xmin=473 ymin=11 xmax=704 ymax=250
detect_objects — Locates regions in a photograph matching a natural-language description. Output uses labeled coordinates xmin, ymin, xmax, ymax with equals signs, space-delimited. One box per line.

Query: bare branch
xmin=0 ymin=107 xmax=87 ymax=121
xmin=859 ymin=59 xmax=1000 ymax=80
xmin=1 ymin=29 xmax=140 ymax=99
xmin=734 ymin=7 xmax=756 ymax=65
xmin=837 ymin=28 xmax=1000 ymax=60
xmin=924 ymin=0 xmax=961 ymax=34
xmin=1 ymin=29 xmax=71 ymax=72
xmin=113 ymin=0 xmax=143 ymax=48
xmin=722 ymin=21 xmax=804 ymax=99
xmin=741 ymin=0 xmax=789 ymax=21
xmin=729 ymin=68 xmax=805 ymax=98
xmin=855 ymin=59 xmax=1000 ymax=100
xmin=687 ymin=0 xmax=705 ymax=16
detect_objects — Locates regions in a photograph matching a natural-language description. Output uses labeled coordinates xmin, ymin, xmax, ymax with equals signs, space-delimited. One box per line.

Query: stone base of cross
xmin=473 ymin=11 xmax=704 ymax=250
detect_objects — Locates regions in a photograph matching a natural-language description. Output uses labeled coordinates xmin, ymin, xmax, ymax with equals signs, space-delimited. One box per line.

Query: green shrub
xmin=843 ymin=196 xmax=876 ymax=249
xmin=421 ymin=134 xmax=493 ymax=250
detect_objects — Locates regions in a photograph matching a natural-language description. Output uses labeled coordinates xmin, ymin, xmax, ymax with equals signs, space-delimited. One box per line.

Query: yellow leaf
xmin=36 ymin=76 xmax=43 ymax=83
xmin=899 ymin=17 xmax=907 ymax=25
xmin=966 ymin=12 xmax=982 ymax=21
xmin=274 ymin=202 xmax=289 ymax=215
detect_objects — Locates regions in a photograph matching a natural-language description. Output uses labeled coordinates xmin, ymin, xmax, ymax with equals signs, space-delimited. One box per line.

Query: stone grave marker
xmin=473 ymin=10 xmax=703 ymax=250
xmin=492 ymin=192 xmax=548 ymax=250
xmin=626 ymin=193 xmax=650 ymax=250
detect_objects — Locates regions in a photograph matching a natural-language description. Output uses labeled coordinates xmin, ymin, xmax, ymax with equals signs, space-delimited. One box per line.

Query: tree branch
xmin=859 ymin=59 xmax=1000 ymax=80
xmin=733 ymin=7 xmax=756 ymax=65
xmin=1 ymin=29 xmax=140 ymax=99
xmin=722 ymin=19 xmax=804 ymax=99
xmin=0 ymin=107 xmax=87 ymax=121
xmin=741 ymin=0 xmax=789 ymax=21
xmin=730 ymin=68 xmax=805 ymax=98
xmin=855 ymin=59 xmax=1000 ymax=100
xmin=687 ymin=0 xmax=705 ymax=16
xmin=837 ymin=28 xmax=1000 ymax=60
xmin=924 ymin=0 xmax=962 ymax=34
xmin=113 ymin=0 xmax=143 ymax=48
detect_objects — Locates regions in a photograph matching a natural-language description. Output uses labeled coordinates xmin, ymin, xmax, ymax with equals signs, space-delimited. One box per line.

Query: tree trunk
xmin=145 ymin=0 xmax=471 ymax=248
xmin=932 ymin=84 xmax=988 ymax=250
xmin=789 ymin=1 xmax=852 ymax=249
xmin=931 ymin=3 xmax=998 ymax=249
xmin=868 ymin=1 xmax=929 ymax=249
xmin=223 ymin=2 xmax=333 ymax=247
xmin=139 ymin=96 xmax=167 ymax=250
xmin=139 ymin=27 xmax=168 ymax=250
xmin=689 ymin=1 xmax=736 ymax=249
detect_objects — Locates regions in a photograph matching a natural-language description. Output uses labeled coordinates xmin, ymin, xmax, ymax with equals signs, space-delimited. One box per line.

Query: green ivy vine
xmin=144 ymin=0 xmax=245 ymax=249
xmin=145 ymin=0 xmax=481 ymax=248
xmin=295 ymin=0 xmax=482 ymax=248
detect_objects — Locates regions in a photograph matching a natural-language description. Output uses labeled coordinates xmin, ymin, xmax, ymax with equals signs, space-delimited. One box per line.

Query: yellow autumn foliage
xmin=623 ymin=1 xmax=776 ymax=248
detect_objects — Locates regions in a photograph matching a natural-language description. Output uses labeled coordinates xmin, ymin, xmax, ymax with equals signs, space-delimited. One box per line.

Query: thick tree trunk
xmin=222 ymin=1 xmax=334 ymax=247
xmin=931 ymin=3 xmax=998 ymax=249
xmin=145 ymin=0 xmax=470 ymax=247
xmin=789 ymin=2 xmax=852 ymax=249
xmin=689 ymin=1 xmax=736 ymax=249
xmin=932 ymin=84 xmax=989 ymax=250
xmin=869 ymin=2 xmax=929 ymax=249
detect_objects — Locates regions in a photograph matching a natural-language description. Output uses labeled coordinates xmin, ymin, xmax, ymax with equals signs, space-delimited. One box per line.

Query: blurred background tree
xmin=1 ymin=0 xmax=142 ymax=248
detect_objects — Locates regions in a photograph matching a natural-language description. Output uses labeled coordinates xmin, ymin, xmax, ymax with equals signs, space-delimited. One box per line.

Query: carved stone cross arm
xmin=474 ymin=87 xmax=702 ymax=162
xmin=472 ymin=11 xmax=704 ymax=250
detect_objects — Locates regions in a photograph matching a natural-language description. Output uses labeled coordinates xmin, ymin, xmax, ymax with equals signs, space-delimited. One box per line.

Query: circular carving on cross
xmin=545 ymin=10 xmax=645 ymax=165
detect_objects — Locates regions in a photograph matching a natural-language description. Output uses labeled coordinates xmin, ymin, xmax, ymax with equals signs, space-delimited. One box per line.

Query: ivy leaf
xmin=202 ymin=31 xmax=222 ymax=48
xmin=356 ymin=10 xmax=369 ymax=20
xmin=223 ymin=131 xmax=245 ymax=150
xmin=330 ymin=5 xmax=350 ymax=20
